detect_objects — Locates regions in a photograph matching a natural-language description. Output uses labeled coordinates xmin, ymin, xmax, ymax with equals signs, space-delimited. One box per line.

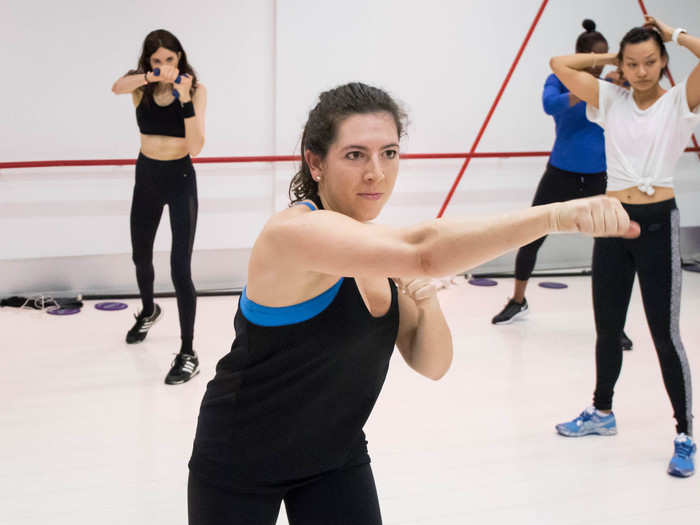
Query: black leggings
xmin=514 ymin=163 xmax=607 ymax=281
xmin=592 ymin=199 xmax=693 ymax=435
xmin=188 ymin=463 xmax=382 ymax=525
xmin=130 ymin=153 xmax=198 ymax=340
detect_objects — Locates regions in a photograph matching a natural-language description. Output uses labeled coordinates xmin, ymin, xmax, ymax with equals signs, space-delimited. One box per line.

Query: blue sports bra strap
xmin=296 ymin=200 xmax=317 ymax=212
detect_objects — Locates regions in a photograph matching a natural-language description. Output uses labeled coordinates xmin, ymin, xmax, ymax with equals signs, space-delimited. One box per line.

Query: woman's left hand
xmin=175 ymin=73 xmax=193 ymax=102
xmin=643 ymin=15 xmax=674 ymax=42
xmin=394 ymin=277 xmax=438 ymax=306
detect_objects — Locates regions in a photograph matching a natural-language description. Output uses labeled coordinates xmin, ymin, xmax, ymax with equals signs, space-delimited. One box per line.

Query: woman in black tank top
xmin=188 ymin=83 xmax=639 ymax=524
xmin=112 ymin=30 xmax=207 ymax=385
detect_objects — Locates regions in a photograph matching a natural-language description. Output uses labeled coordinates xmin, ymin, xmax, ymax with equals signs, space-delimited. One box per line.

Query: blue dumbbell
xmin=152 ymin=67 xmax=181 ymax=98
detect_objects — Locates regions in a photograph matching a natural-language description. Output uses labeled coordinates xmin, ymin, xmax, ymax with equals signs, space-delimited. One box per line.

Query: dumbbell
xmin=152 ymin=67 xmax=181 ymax=98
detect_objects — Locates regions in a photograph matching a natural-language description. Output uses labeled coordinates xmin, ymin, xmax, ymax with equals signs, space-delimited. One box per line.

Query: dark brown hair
xmin=618 ymin=26 xmax=669 ymax=80
xmin=576 ymin=19 xmax=607 ymax=53
xmin=289 ymin=82 xmax=407 ymax=206
xmin=128 ymin=29 xmax=198 ymax=106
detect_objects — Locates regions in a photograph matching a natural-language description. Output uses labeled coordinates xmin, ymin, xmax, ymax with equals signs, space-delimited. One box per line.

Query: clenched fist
xmin=550 ymin=196 xmax=640 ymax=238
xmin=393 ymin=277 xmax=438 ymax=305
xmin=174 ymin=73 xmax=193 ymax=102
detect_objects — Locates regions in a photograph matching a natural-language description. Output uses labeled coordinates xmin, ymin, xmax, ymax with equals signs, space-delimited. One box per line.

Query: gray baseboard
xmin=0 ymin=248 xmax=251 ymax=298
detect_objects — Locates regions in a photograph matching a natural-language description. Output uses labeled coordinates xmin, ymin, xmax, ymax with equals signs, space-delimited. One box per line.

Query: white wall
xmin=2 ymin=0 xmax=700 ymax=296
xmin=2 ymin=0 xmax=277 ymax=294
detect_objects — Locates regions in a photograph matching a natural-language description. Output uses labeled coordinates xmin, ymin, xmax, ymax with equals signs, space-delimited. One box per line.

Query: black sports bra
xmin=135 ymin=96 xmax=185 ymax=138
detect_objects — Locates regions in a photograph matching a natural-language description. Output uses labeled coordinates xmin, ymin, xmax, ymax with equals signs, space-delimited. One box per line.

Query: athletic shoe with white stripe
xmin=668 ymin=433 xmax=696 ymax=478
xmin=125 ymin=304 xmax=162 ymax=344
xmin=555 ymin=406 xmax=618 ymax=437
xmin=165 ymin=352 xmax=200 ymax=385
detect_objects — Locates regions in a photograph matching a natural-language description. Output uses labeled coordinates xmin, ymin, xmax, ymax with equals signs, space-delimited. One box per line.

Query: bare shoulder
xmin=253 ymin=203 xmax=321 ymax=262
xmin=248 ymin=203 xmax=325 ymax=298
xmin=261 ymin=202 xmax=315 ymax=234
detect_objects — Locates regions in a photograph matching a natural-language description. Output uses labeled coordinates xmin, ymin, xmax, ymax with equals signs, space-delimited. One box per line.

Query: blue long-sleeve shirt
xmin=543 ymin=73 xmax=606 ymax=174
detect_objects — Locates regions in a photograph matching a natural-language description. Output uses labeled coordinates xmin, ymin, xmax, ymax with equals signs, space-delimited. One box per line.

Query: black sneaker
xmin=492 ymin=298 xmax=528 ymax=325
xmin=125 ymin=304 xmax=162 ymax=344
xmin=165 ymin=352 xmax=200 ymax=385
xmin=621 ymin=331 xmax=633 ymax=351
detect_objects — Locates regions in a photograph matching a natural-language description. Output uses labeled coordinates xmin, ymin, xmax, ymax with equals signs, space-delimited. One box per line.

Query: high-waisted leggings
xmin=592 ymin=198 xmax=693 ymax=435
xmin=514 ymin=163 xmax=607 ymax=281
xmin=130 ymin=153 xmax=197 ymax=340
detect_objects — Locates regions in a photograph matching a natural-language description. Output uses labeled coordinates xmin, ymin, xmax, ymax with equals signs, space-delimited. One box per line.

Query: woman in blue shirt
xmin=492 ymin=20 xmax=632 ymax=352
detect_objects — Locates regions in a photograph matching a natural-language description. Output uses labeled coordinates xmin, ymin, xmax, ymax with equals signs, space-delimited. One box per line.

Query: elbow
xmin=189 ymin=139 xmax=205 ymax=158
xmin=414 ymin=224 xmax=442 ymax=278
xmin=426 ymin=369 xmax=448 ymax=381
xmin=112 ymin=82 xmax=128 ymax=95
xmin=549 ymin=57 xmax=561 ymax=74
xmin=418 ymin=250 xmax=440 ymax=279
xmin=111 ymin=78 xmax=126 ymax=95
xmin=425 ymin=359 xmax=452 ymax=381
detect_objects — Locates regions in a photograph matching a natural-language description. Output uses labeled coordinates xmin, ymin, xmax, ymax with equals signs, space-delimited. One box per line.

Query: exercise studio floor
xmin=3 ymin=273 xmax=700 ymax=524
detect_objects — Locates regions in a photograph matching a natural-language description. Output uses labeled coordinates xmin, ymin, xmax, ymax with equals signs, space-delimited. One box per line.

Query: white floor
xmin=2 ymin=273 xmax=700 ymax=524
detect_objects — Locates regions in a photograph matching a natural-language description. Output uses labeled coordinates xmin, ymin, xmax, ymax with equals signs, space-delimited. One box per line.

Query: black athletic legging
xmin=130 ymin=153 xmax=197 ymax=340
xmin=592 ymin=199 xmax=693 ymax=435
xmin=188 ymin=463 xmax=382 ymax=525
xmin=514 ymin=163 xmax=607 ymax=281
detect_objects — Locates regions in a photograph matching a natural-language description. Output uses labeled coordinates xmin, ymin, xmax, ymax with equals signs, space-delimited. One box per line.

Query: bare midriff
xmin=140 ymin=134 xmax=189 ymax=160
xmin=607 ymin=186 xmax=675 ymax=204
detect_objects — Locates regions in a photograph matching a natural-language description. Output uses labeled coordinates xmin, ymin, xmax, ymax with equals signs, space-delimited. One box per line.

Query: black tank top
xmin=135 ymin=96 xmax=185 ymax=137
xmin=188 ymin=277 xmax=399 ymax=490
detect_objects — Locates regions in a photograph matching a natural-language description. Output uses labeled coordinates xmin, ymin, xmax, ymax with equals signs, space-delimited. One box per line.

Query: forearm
xmin=550 ymin=53 xmax=616 ymax=73
xmin=272 ymin=194 xmax=632 ymax=280
xmin=678 ymin=32 xmax=700 ymax=60
xmin=549 ymin=54 xmax=615 ymax=106
xmin=112 ymin=73 xmax=147 ymax=94
xmin=404 ymin=297 xmax=453 ymax=380
xmin=419 ymin=204 xmax=556 ymax=277
xmin=183 ymin=115 xmax=205 ymax=156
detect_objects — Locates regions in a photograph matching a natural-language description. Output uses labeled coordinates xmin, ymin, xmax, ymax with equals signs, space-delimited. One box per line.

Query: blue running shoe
xmin=555 ymin=406 xmax=617 ymax=437
xmin=668 ymin=433 xmax=696 ymax=478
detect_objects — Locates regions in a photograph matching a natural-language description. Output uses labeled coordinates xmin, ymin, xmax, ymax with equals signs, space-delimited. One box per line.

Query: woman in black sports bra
xmin=112 ymin=29 xmax=207 ymax=385
xmin=187 ymin=82 xmax=639 ymax=524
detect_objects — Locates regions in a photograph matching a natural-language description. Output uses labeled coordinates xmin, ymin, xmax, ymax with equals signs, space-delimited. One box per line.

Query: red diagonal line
xmin=436 ymin=0 xmax=550 ymax=217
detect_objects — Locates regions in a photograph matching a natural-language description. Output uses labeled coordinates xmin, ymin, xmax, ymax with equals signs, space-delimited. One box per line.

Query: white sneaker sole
xmin=556 ymin=425 xmax=618 ymax=437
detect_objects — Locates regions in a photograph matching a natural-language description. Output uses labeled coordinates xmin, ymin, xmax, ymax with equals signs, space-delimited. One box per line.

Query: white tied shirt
xmin=586 ymin=79 xmax=700 ymax=195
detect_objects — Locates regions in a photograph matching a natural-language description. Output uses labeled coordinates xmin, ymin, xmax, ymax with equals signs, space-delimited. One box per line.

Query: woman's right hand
xmin=551 ymin=196 xmax=640 ymax=238
xmin=151 ymin=65 xmax=180 ymax=83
